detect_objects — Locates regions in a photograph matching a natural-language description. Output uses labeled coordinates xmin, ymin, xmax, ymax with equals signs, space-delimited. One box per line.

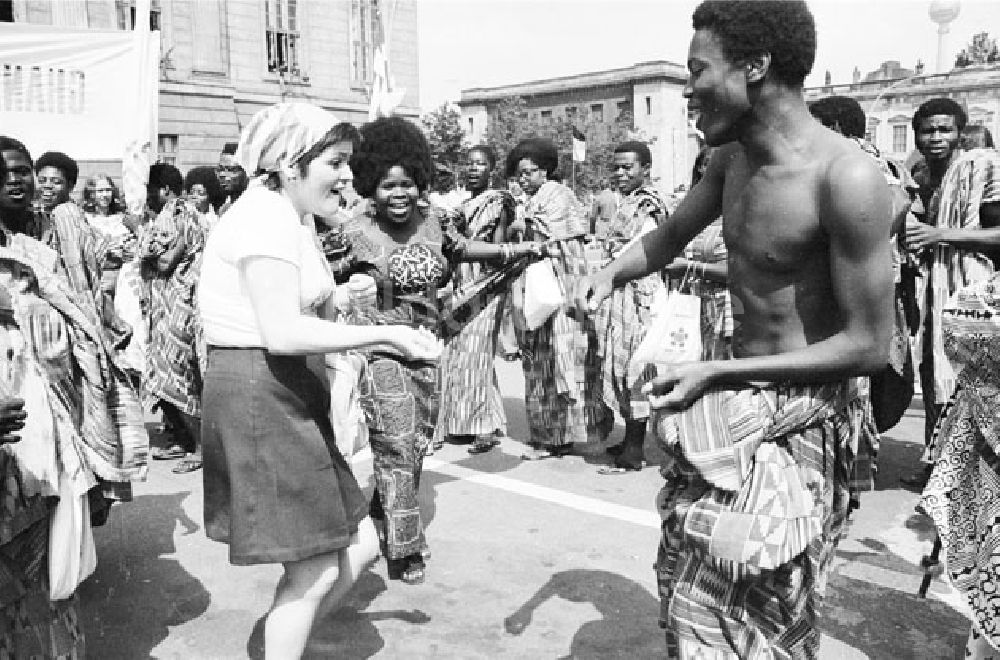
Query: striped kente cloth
xmin=654 ymin=382 xmax=860 ymax=659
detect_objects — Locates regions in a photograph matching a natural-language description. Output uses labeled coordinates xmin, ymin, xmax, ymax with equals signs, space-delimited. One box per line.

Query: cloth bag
xmin=522 ymin=259 xmax=564 ymax=331
xmin=627 ymin=266 xmax=702 ymax=386
xmin=49 ymin=472 xmax=98 ymax=600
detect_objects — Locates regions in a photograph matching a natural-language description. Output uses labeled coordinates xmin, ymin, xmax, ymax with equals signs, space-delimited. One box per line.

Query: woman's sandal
xmin=172 ymin=456 xmax=202 ymax=474
xmin=400 ymin=556 xmax=425 ymax=585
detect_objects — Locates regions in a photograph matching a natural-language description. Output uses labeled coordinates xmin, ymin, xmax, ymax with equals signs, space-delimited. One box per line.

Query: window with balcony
xmin=266 ymin=0 xmax=304 ymax=78
xmin=351 ymin=0 xmax=379 ymax=85
xmin=540 ymin=109 xmax=553 ymax=124
xmin=565 ymin=106 xmax=577 ymax=119
xmin=590 ymin=103 xmax=604 ymax=123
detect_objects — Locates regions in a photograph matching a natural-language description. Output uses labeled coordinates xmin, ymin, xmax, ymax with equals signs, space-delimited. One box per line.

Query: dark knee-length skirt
xmin=202 ymin=347 xmax=368 ymax=565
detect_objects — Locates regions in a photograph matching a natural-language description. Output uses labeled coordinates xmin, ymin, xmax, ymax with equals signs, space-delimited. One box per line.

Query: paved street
xmin=79 ymin=360 xmax=969 ymax=659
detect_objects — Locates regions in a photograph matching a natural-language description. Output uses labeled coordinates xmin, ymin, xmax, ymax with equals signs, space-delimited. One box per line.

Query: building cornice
xmin=804 ymin=64 xmax=1000 ymax=102
xmin=458 ymin=60 xmax=687 ymax=106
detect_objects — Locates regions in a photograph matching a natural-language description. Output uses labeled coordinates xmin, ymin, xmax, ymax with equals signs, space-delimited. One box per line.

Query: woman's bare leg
xmin=263 ymin=518 xmax=379 ymax=659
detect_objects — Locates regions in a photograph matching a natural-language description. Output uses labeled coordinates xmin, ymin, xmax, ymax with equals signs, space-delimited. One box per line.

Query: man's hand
xmin=0 ymin=397 xmax=26 ymax=444
xmin=643 ymin=362 xmax=717 ymax=413
xmin=905 ymin=217 xmax=943 ymax=251
xmin=575 ymin=269 xmax=614 ymax=313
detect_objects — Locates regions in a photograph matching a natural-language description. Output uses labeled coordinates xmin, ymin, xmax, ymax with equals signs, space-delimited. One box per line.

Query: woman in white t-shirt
xmin=197 ymin=103 xmax=440 ymax=660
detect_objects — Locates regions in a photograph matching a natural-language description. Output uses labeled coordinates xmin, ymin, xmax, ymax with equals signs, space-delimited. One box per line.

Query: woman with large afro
xmin=343 ymin=117 xmax=545 ymax=584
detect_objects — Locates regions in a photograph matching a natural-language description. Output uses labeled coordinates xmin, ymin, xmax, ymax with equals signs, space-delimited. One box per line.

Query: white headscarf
xmin=235 ymin=102 xmax=339 ymax=177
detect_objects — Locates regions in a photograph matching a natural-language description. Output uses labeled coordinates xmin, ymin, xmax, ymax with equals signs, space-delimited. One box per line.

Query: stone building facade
xmin=2 ymin=0 xmax=421 ymax=176
xmin=805 ymin=62 xmax=1000 ymax=164
xmin=458 ymin=61 xmax=697 ymax=194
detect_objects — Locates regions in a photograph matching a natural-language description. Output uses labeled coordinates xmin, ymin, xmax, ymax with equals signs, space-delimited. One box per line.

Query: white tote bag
xmin=627 ymin=268 xmax=703 ymax=387
xmin=48 ymin=473 xmax=97 ymax=600
xmin=522 ymin=259 xmax=565 ymax=331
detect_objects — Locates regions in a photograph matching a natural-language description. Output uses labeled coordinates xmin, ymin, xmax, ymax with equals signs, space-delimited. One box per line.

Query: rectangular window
xmin=565 ymin=106 xmax=577 ymax=119
xmin=892 ymin=125 xmax=907 ymax=153
xmin=590 ymin=103 xmax=603 ymax=123
xmin=468 ymin=117 xmax=474 ymax=133
xmin=540 ymin=109 xmax=553 ymax=124
xmin=266 ymin=0 xmax=303 ymax=77
xmin=117 ymin=1 xmax=161 ymax=30
xmin=866 ymin=119 xmax=879 ymax=146
xmin=351 ymin=0 xmax=378 ymax=85
xmin=645 ymin=96 xmax=652 ymax=115
xmin=158 ymin=134 xmax=178 ymax=166
xmin=616 ymin=100 xmax=631 ymax=117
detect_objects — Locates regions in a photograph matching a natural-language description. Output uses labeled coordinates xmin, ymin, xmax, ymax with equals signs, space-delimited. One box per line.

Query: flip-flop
xmin=153 ymin=444 xmax=188 ymax=460
xmin=172 ymin=457 xmax=202 ymax=474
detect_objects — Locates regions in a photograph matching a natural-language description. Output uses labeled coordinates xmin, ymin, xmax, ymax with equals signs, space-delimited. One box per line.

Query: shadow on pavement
xmin=822 ymin=570 xmax=967 ymax=659
xmin=302 ymin=571 xmax=430 ymax=659
xmin=504 ymin=569 xmax=663 ymax=659
xmin=79 ymin=491 xmax=210 ymax=658
xmin=871 ymin=434 xmax=927 ymax=491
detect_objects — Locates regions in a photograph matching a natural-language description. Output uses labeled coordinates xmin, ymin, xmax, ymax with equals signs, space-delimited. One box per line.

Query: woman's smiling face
xmin=374 ymin=165 xmax=420 ymax=224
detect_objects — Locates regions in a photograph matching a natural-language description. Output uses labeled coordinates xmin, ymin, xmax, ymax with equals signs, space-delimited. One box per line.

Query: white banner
xmin=0 ymin=23 xmax=159 ymax=165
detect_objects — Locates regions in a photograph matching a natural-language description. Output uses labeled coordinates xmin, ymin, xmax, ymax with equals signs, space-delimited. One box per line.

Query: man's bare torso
xmin=720 ymin=131 xmax=859 ymax=359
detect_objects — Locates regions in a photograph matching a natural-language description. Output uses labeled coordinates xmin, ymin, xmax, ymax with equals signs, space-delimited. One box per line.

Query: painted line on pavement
xmin=422 ymin=456 xmax=661 ymax=529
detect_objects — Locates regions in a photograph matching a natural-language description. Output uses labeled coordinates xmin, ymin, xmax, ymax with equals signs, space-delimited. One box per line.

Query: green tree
xmin=421 ymin=102 xmax=469 ymax=174
xmin=955 ymin=31 xmax=1000 ymax=68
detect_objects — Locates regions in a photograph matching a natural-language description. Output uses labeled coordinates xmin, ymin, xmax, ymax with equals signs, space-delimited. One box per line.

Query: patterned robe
xmin=922 ymin=274 xmax=1000 ymax=655
xmin=914 ymin=149 xmax=1000 ymax=406
xmin=343 ymin=202 xmax=447 ymax=561
xmin=653 ymin=382 xmax=861 ymax=659
xmin=435 ymin=189 xmax=514 ymax=439
xmin=593 ymin=186 xmax=668 ymax=421
xmin=140 ymin=199 xmax=206 ymax=417
xmin=513 ymin=181 xmax=611 ymax=446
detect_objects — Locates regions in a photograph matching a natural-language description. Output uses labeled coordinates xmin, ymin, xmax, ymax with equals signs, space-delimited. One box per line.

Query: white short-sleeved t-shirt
xmin=198 ymin=185 xmax=334 ymax=347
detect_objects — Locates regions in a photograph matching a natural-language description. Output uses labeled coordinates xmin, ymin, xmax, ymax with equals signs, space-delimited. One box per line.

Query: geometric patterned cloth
xmin=922 ymin=273 xmax=1000 ymax=653
xmin=435 ymin=189 xmax=514 ymax=438
xmin=342 ymin=203 xmax=448 ymax=560
xmin=653 ymin=381 xmax=860 ymax=659
xmin=140 ymin=199 xmax=206 ymax=417
xmin=512 ymin=181 xmax=611 ymax=447
xmin=914 ymin=148 xmax=1000 ymax=405
xmin=593 ymin=186 xmax=668 ymax=421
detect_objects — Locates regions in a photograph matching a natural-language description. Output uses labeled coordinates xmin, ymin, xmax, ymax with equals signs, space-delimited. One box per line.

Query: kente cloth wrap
xmin=513 ymin=182 xmax=611 ymax=446
xmin=914 ymin=148 xmax=1000 ymax=405
xmin=1 ymin=226 xmax=146 ymax=485
xmin=235 ymin=101 xmax=338 ymax=176
xmin=593 ymin=186 xmax=668 ymax=420
xmin=342 ymin=206 xmax=447 ymax=560
xmin=435 ymin=190 xmax=514 ymax=438
xmin=922 ymin=274 xmax=1000 ymax=653
xmin=654 ymin=382 xmax=861 ymax=659
xmin=678 ymin=220 xmax=733 ymax=361
xmin=140 ymin=199 xmax=206 ymax=417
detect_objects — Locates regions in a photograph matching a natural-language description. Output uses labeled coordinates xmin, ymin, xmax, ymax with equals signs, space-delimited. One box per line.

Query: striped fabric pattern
xmin=435 ymin=190 xmax=514 ymax=438
xmin=654 ymin=382 xmax=859 ymax=658
xmin=594 ymin=187 xmax=668 ymax=420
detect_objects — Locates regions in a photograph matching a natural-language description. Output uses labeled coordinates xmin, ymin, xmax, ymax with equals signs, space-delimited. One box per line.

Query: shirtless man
xmin=576 ymin=2 xmax=893 ymax=656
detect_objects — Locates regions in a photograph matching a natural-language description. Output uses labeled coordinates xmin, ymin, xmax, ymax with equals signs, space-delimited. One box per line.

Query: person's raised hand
xmin=0 ymin=396 xmax=26 ymax=444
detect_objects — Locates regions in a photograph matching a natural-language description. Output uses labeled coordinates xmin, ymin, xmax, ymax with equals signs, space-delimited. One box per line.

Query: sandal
xmin=521 ymin=444 xmax=573 ymax=461
xmin=153 ymin=444 xmax=188 ymax=460
xmin=172 ymin=456 xmax=202 ymax=474
xmin=401 ymin=556 xmax=425 ymax=585
xmin=468 ymin=436 xmax=500 ymax=454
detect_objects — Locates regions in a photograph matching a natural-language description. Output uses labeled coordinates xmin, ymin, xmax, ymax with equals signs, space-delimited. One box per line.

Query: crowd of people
xmin=1 ymin=0 xmax=999 ymax=658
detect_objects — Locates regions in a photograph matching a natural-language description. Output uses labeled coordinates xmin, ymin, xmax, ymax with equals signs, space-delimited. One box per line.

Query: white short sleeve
xmin=226 ymin=187 xmax=301 ymax=266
